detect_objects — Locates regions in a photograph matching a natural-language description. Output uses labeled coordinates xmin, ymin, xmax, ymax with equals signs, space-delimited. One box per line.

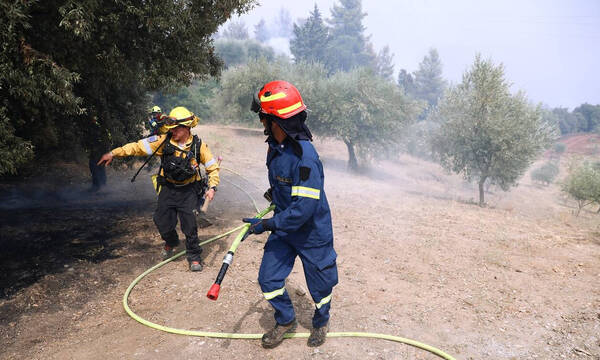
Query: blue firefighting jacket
xmin=265 ymin=138 xmax=333 ymax=247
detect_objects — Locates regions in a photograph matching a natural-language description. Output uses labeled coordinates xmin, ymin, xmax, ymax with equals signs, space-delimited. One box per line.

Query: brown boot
xmin=261 ymin=319 xmax=297 ymax=349
xmin=307 ymin=324 xmax=328 ymax=347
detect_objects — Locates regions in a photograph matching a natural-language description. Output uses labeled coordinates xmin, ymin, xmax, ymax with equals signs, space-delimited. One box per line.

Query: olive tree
xmin=531 ymin=162 xmax=559 ymax=185
xmin=561 ymin=162 xmax=600 ymax=216
xmin=216 ymin=61 xmax=417 ymax=169
xmin=432 ymin=55 xmax=556 ymax=206
xmin=314 ymin=67 xmax=417 ymax=169
xmin=214 ymin=58 xmax=328 ymax=124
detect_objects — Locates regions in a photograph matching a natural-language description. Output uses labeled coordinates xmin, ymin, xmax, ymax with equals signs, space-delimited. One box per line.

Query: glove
xmin=242 ymin=217 xmax=274 ymax=236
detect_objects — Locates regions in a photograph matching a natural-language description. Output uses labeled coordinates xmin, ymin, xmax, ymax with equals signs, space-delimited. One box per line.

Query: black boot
xmin=261 ymin=319 xmax=297 ymax=349
xmin=307 ymin=323 xmax=328 ymax=347
xmin=161 ymin=245 xmax=177 ymax=260
xmin=188 ymin=260 xmax=203 ymax=272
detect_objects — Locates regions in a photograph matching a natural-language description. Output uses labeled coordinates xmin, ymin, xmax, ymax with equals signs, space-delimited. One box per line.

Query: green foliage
xmin=531 ymin=162 xmax=559 ymax=185
xmin=0 ymin=1 xmax=83 ymax=174
xmin=0 ymin=0 xmax=254 ymax=176
xmin=397 ymin=69 xmax=416 ymax=95
xmin=214 ymin=58 xmax=328 ymax=124
xmin=311 ymin=67 xmax=418 ymax=169
xmin=214 ymin=39 xmax=276 ymax=68
xmin=0 ymin=108 xmax=35 ymax=175
xmin=561 ymin=162 xmax=600 ymax=215
xmin=290 ymin=4 xmax=329 ymax=65
xmin=215 ymin=61 xmax=418 ymax=169
xmin=412 ymin=49 xmax=447 ymax=108
xmin=374 ymin=46 xmax=395 ymax=82
xmin=325 ymin=0 xmax=375 ymax=73
xmin=544 ymin=105 xmax=600 ymax=135
xmin=403 ymin=120 xmax=439 ymax=159
xmin=573 ymin=103 xmax=600 ymax=133
xmin=396 ymin=49 xmax=446 ymax=121
xmin=152 ymin=79 xmax=219 ymax=123
xmin=432 ymin=55 xmax=556 ymax=206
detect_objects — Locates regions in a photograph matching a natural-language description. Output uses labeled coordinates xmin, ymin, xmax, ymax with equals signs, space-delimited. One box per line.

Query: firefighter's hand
xmin=243 ymin=218 xmax=267 ymax=235
xmin=205 ymin=188 xmax=216 ymax=202
xmin=97 ymin=152 xmax=114 ymax=166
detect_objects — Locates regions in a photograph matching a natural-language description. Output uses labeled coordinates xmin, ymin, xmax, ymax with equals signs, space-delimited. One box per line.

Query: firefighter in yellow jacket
xmin=97 ymin=106 xmax=219 ymax=271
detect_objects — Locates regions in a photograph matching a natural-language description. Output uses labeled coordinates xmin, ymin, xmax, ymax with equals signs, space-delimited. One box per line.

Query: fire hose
xmin=122 ymin=167 xmax=458 ymax=360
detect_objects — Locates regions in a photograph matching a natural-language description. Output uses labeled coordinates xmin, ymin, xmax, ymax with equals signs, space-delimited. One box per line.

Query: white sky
xmin=235 ymin=0 xmax=600 ymax=109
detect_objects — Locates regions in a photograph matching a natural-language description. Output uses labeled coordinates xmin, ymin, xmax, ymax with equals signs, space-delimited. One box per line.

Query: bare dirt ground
xmin=554 ymin=133 xmax=600 ymax=156
xmin=1 ymin=125 xmax=599 ymax=360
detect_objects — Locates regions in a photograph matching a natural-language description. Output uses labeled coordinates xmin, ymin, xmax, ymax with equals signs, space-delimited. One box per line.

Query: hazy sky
xmin=235 ymin=0 xmax=600 ymax=109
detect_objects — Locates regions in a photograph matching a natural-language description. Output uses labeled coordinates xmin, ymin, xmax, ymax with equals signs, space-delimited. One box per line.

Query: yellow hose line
xmin=122 ymin=172 xmax=458 ymax=360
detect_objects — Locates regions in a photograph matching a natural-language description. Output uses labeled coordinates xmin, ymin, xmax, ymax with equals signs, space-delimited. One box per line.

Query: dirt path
xmin=1 ymin=125 xmax=599 ymax=359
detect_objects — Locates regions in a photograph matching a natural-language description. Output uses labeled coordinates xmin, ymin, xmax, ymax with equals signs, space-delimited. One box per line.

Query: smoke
xmin=265 ymin=37 xmax=292 ymax=56
xmin=0 ymin=172 xmax=157 ymax=211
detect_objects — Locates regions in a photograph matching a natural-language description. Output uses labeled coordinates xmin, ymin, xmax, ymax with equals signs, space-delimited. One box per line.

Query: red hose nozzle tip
xmin=207 ymin=283 xmax=220 ymax=300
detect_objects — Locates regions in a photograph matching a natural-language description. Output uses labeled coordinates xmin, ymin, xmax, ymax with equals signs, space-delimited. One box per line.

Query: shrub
xmin=561 ymin=162 xmax=600 ymax=215
xmin=531 ymin=162 xmax=559 ymax=185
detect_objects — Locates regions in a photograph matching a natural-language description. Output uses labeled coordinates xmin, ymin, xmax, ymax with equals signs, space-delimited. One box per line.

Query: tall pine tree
xmin=397 ymin=69 xmax=416 ymax=96
xmin=375 ymin=45 xmax=395 ymax=82
xmin=413 ymin=48 xmax=446 ymax=107
xmin=325 ymin=0 xmax=375 ymax=73
xmin=254 ymin=19 xmax=269 ymax=42
xmin=290 ymin=4 xmax=329 ymax=64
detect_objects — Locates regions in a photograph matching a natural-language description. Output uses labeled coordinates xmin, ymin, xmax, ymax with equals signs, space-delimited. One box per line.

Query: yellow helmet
xmin=149 ymin=105 xmax=162 ymax=114
xmin=164 ymin=106 xmax=199 ymax=129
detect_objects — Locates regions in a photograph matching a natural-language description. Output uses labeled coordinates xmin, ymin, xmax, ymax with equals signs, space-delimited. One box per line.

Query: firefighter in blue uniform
xmin=243 ymin=81 xmax=338 ymax=348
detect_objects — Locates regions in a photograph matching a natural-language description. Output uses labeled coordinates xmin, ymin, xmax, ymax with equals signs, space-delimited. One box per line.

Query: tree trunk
xmin=478 ymin=177 xmax=486 ymax=207
xmin=344 ymin=140 xmax=358 ymax=171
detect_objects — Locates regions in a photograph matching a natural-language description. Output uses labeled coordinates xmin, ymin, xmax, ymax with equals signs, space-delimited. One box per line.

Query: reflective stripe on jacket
xmin=266 ymin=138 xmax=333 ymax=247
xmin=110 ymin=134 xmax=220 ymax=187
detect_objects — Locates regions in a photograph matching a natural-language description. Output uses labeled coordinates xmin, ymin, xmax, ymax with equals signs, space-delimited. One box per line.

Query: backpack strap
xmin=192 ymin=135 xmax=202 ymax=163
xmin=130 ymin=133 xmax=171 ymax=183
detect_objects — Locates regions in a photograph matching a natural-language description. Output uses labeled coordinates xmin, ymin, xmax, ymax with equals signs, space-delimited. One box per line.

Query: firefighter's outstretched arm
xmin=97 ymin=135 xmax=166 ymax=167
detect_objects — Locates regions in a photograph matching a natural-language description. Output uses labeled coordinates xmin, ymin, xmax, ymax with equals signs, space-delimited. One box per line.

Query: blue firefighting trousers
xmin=258 ymin=237 xmax=338 ymax=328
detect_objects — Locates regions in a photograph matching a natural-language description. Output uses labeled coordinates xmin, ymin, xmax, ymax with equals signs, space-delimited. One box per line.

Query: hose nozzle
xmin=206 ymin=283 xmax=220 ymax=300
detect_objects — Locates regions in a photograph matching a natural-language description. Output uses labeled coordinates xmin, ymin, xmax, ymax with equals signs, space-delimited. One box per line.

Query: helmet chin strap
xmin=260 ymin=113 xmax=273 ymax=137
xmin=264 ymin=120 xmax=272 ymax=137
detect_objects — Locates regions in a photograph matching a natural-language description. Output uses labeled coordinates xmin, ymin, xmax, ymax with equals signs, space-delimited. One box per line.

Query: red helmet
xmin=251 ymin=80 xmax=306 ymax=119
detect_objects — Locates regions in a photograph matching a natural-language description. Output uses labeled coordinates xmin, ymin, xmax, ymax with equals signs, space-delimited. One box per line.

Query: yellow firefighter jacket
xmin=110 ymin=134 xmax=220 ymax=187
